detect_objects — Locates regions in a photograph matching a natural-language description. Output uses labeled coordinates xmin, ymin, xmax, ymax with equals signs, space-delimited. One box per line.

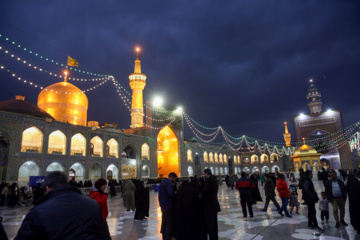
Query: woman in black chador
xmin=134 ymin=180 xmax=149 ymax=220
xmin=175 ymin=180 xmax=206 ymax=240
xmin=346 ymin=174 xmax=360 ymax=234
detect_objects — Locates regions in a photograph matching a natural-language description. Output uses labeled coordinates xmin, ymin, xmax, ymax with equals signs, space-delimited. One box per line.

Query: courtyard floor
xmin=2 ymin=179 xmax=359 ymax=240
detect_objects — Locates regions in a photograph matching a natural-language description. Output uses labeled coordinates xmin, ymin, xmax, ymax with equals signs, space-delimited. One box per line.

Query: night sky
xmin=0 ymin=1 xmax=359 ymax=143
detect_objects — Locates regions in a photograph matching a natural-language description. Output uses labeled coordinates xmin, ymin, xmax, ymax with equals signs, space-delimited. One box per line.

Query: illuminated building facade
xmin=292 ymin=81 xmax=352 ymax=169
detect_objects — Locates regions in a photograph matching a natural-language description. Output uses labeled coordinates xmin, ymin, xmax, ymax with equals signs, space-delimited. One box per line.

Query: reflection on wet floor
xmin=2 ymin=179 xmax=359 ymax=240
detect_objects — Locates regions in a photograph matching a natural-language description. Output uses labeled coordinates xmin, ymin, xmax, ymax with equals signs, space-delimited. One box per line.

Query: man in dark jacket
xmin=15 ymin=171 xmax=103 ymax=240
xmin=200 ymin=168 xmax=221 ymax=240
xmin=325 ymin=170 xmax=348 ymax=228
xmin=235 ymin=171 xmax=255 ymax=220
xmin=261 ymin=174 xmax=280 ymax=211
xmin=159 ymin=172 xmax=177 ymax=240
xmin=302 ymin=170 xmax=323 ymax=232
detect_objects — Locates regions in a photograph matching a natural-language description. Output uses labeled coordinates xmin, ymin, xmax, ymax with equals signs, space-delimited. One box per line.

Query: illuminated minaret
xmin=129 ymin=48 xmax=147 ymax=128
xmin=283 ymin=122 xmax=291 ymax=147
xmin=307 ymin=79 xmax=322 ymax=114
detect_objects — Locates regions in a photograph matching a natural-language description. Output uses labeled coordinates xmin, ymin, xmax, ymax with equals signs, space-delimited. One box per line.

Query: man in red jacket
xmin=90 ymin=178 xmax=111 ymax=240
xmin=276 ymin=174 xmax=291 ymax=218
xmin=235 ymin=172 xmax=255 ymax=220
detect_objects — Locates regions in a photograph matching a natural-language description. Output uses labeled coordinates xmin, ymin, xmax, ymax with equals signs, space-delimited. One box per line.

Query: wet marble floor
xmin=2 ymin=179 xmax=359 ymax=240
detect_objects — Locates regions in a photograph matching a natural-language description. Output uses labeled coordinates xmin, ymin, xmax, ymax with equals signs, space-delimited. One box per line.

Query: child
xmin=319 ymin=191 xmax=329 ymax=223
xmin=289 ymin=183 xmax=299 ymax=215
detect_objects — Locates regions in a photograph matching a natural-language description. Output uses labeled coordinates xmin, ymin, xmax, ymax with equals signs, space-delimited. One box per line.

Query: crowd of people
xmin=0 ymin=166 xmax=359 ymax=239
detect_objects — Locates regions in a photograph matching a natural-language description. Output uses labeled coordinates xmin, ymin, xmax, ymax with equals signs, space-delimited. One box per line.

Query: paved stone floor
xmin=2 ymin=179 xmax=359 ymax=240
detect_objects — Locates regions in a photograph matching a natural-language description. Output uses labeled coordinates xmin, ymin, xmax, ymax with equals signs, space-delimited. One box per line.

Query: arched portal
xmin=89 ymin=163 xmax=102 ymax=180
xmin=21 ymin=127 xmax=43 ymax=153
xmin=141 ymin=143 xmax=150 ymax=159
xmin=261 ymin=166 xmax=270 ymax=173
xmin=219 ymin=167 xmax=224 ymax=175
xmin=106 ymin=164 xmax=118 ymax=180
xmin=142 ymin=165 xmax=150 ymax=178
xmin=251 ymin=155 xmax=259 ymax=164
xmin=224 ymin=167 xmax=228 ymax=175
xmin=107 ymin=138 xmax=119 ymax=158
xmin=242 ymin=167 xmax=250 ymax=173
xmin=252 ymin=166 xmax=260 ymax=173
xmin=69 ymin=162 xmax=85 ymax=181
xmin=18 ymin=161 xmax=40 ymax=181
xmin=215 ymin=167 xmax=219 ymax=175
xmin=46 ymin=162 xmax=65 ymax=173
xmin=271 ymin=165 xmax=280 ymax=173
xmin=157 ymin=126 xmax=179 ymax=177
xmin=48 ymin=130 xmax=66 ymax=154
xmin=270 ymin=153 xmax=278 ymax=163
xmin=71 ymin=133 xmax=86 ymax=156
xmin=90 ymin=136 xmax=103 ymax=157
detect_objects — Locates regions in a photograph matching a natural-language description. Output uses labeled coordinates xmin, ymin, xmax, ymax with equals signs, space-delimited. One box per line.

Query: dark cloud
xmin=0 ymin=0 xmax=359 ymax=143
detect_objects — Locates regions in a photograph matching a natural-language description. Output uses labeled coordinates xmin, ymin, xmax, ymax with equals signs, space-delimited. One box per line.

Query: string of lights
xmin=0 ymin=33 xmax=108 ymax=77
xmin=0 ymin=64 xmax=110 ymax=93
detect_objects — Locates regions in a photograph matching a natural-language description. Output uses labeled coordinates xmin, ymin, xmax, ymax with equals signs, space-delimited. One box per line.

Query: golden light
xmin=136 ymin=47 xmax=140 ymax=52
xmin=64 ymin=71 xmax=68 ymax=76
xmin=284 ymin=121 xmax=287 ymax=124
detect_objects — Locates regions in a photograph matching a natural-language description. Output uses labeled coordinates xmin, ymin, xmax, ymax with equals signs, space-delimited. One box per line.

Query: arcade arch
xmin=70 ymin=133 xmax=86 ymax=156
xmin=187 ymin=149 xmax=193 ymax=162
xmin=89 ymin=163 xmax=102 ymax=180
xmin=107 ymin=138 xmax=118 ymax=158
xmin=18 ymin=161 xmax=40 ymax=181
xmin=209 ymin=152 xmax=214 ymax=162
xmin=21 ymin=127 xmax=43 ymax=153
xmin=157 ymin=126 xmax=179 ymax=177
xmin=215 ymin=167 xmax=219 ymax=175
xmin=251 ymin=155 xmax=259 ymax=164
xmin=261 ymin=166 xmax=270 ymax=173
xmin=90 ymin=136 xmax=103 ymax=157
xmin=261 ymin=154 xmax=269 ymax=163
xmin=270 ymin=153 xmax=278 ymax=163
xmin=69 ymin=162 xmax=85 ymax=181
xmin=204 ymin=151 xmax=208 ymax=162
xmin=188 ymin=166 xmax=194 ymax=177
xmin=142 ymin=165 xmax=150 ymax=178
xmin=106 ymin=164 xmax=119 ymax=180
xmin=48 ymin=130 xmax=66 ymax=154
xmin=271 ymin=165 xmax=280 ymax=173
xmin=220 ymin=167 xmax=224 ymax=175
xmin=214 ymin=153 xmax=219 ymax=163
xmin=141 ymin=143 xmax=150 ymax=159
xmin=219 ymin=154 xmax=223 ymax=163
xmin=46 ymin=162 xmax=65 ymax=173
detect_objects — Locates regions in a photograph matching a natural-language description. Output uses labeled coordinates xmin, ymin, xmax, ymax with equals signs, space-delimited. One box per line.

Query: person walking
xmin=15 ymin=171 xmax=103 ymax=239
xmin=320 ymin=168 xmax=329 ymax=187
xmin=261 ymin=174 xmax=280 ymax=211
xmin=235 ymin=171 xmax=255 ymax=220
xmin=277 ymin=174 xmax=291 ymax=218
xmin=123 ymin=179 xmax=136 ymax=211
xmin=289 ymin=183 xmax=299 ymax=215
xmin=159 ymin=172 xmax=178 ymax=240
xmin=200 ymin=169 xmax=221 ymax=240
xmin=302 ymin=170 xmax=323 ymax=231
xmin=260 ymin=174 xmax=265 ymax=186
xmin=325 ymin=170 xmax=348 ymax=228
xmin=90 ymin=178 xmax=111 ymax=240
xmin=1 ymin=183 xmax=9 ymax=206
xmin=319 ymin=191 xmax=329 ymax=224
xmin=346 ymin=174 xmax=360 ymax=234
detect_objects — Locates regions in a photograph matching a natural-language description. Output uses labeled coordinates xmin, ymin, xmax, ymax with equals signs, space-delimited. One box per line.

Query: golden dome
xmin=292 ymin=144 xmax=321 ymax=157
xmin=37 ymin=81 xmax=88 ymax=126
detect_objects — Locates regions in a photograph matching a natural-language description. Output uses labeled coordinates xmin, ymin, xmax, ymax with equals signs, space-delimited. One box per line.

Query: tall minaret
xmin=283 ymin=122 xmax=291 ymax=147
xmin=129 ymin=48 xmax=147 ymax=128
xmin=306 ymin=79 xmax=322 ymax=114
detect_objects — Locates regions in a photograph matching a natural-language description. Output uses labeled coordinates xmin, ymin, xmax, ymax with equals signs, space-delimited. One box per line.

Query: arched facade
xmin=214 ymin=153 xmax=219 ymax=163
xmin=187 ymin=149 xmax=193 ymax=162
xmin=106 ymin=164 xmax=119 ymax=180
xmin=209 ymin=152 xmax=214 ymax=162
xmin=219 ymin=154 xmax=223 ymax=163
xmin=251 ymin=155 xmax=259 ymax=164
xmin=188 ymin=166 xmax=194 ymax=177
xmin=157 ymin=126 xmax=179 ymax=177
xmin=48 ymin=130 xmax=66 ymax=154
xmin=142 ymin=165 xmax=150 ymax=178
xmin=215 ymin=167 xmax=219 ymax=175
xmin=107 ymin=138 xmax=119 ymax=158
xmin=46 ymin=162 xmax=65 ymax=172
xmin=18 ymin=161 xmax=40 ymax=181
xmin=220 ymin=167 xmax=224 ymax=175
xmin=261 ymin=154 xmax=269 ymax=163
xmin=271 ymin=165 xmax=280 ymax=173
xmin=261 ymin=166 xmax=270 ymax=173
xmin=89 ymin=163 xmax=102 ymax=180
xmin=141 ymin=143 xmax=150 ymax=159
xmin=70 ymin=133 xmax=86 ymax=156
xmin=224 ymin=154 xmax=228 ymax=163
xmin=203 ymin=151 xmax=208 ymax=162
xmin=69 ymin=162 xmax=85 ymax=181
xmin=270 ymin=153 xmax=279 ymax=163
xmin=252 ymin=166 xmax=259 ymax=173
xmin=90 ymin=136 xmax=103 ymax=157
xmin=21 ymin=127 xmax=43 ymax=153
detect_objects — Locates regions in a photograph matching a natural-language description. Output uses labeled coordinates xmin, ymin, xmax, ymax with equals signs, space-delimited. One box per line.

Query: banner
xmin=29 ymin=176 xmax=45 ymax=187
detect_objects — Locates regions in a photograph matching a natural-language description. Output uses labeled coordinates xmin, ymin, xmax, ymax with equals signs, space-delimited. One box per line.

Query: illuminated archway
xmin=214 ymin=153 xmax=219 ymax=163
xmin=21 ymin=127 xmax=43 ymax=153
xmin=224 ymin=154 xmax=228 ymax=163
xmin=69 ymin=162 xmax=85 ymax=181
xmin=252 ymin=166 xmax=259 ymax=173
xmin=89 ymin=163 xmax=102 ymax=180
xmin=71 ymin=133 xmax=86 ymax=156
xmin=157 ymin=126 xmax=179 ymax=177
xmin=107 ymin=138 xmax=119 ymax=158
xmin=260 ymin=154 xmax=269 ymax=163
xmin=272 ymin=165 xmax=280 ymax=173
xmin=219 ymin=154 xmax=223 ymax=163
xmin=107 ymin=164 xmax=118 ymax=180
xmin=270 ymin=153 xmax=278 ymax=163
xmin=141 ymin=143 xmax=150 ymax=159
xmin=187 ymin=149 xmax=193 ymax=162
xmin=46 ymin=162 xmax=65 ymax=173
xmin=188 ymin=166 xmax=194 ymax=177
xmin=203 ymin=151 xmax=208 ymax=162
xmin=251 ymin=155 xmax=259 ymax=164
xmin=90 ymin=136 xmax=103 ymax=157
xmin=18 ymin=161 xmax=40 ymax=181
xmin=209 ymin=152 xmax=214 ymax=162
xmin=48 ymin=130 xmax=66 ymax=154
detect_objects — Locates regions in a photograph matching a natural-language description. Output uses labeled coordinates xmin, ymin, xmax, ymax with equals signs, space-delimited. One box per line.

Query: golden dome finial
xmin=136 ymin=47 xmax=140 ymax=59
xmin=302 ymin=137 xmax=306 ymax=145
xmin=64 ymin=70 xmax=68 ymax=82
